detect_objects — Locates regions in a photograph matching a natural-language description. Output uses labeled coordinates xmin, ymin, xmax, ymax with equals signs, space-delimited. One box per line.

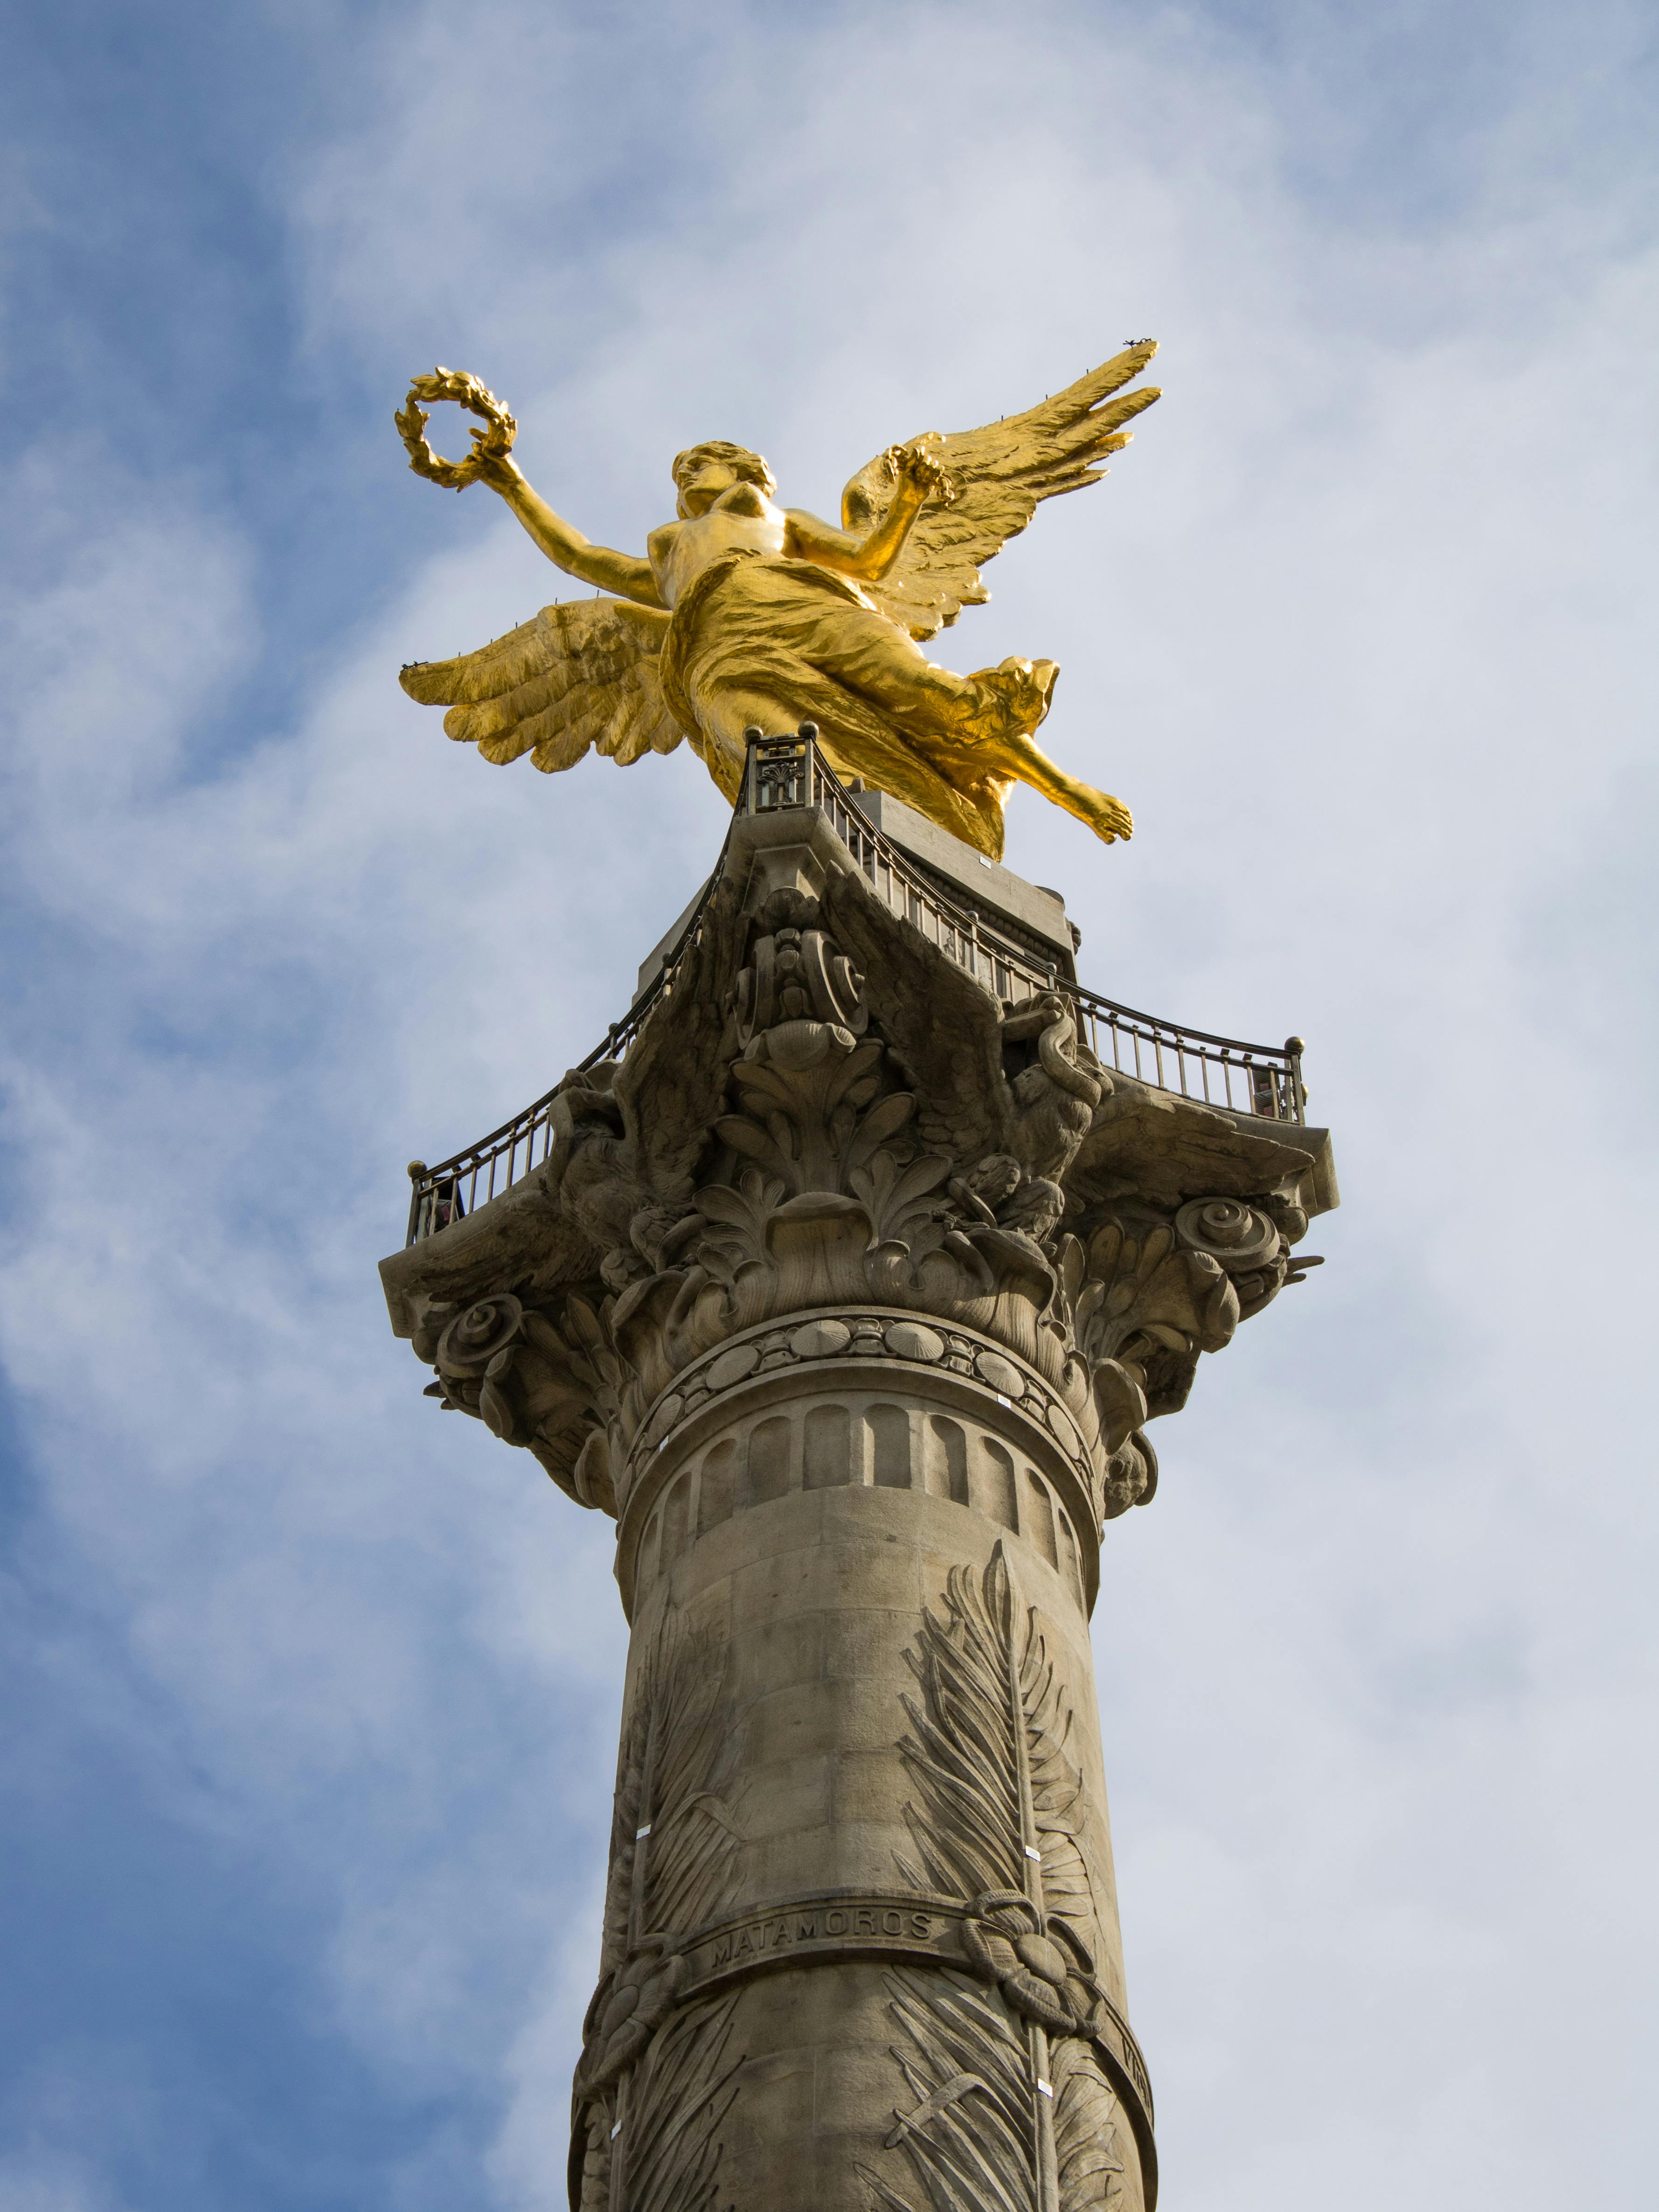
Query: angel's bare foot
xmin=1082 ymin=786 xmax=1134 ymax=842
xmin=1037 ymin=765 xmax=1131 ymax=845
xmin=984 ymin=719 xmax=1133 ymax=847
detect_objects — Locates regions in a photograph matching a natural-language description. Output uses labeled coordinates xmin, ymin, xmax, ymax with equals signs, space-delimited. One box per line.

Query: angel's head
xmin=671 ymin=440 xmax=777 ymax=519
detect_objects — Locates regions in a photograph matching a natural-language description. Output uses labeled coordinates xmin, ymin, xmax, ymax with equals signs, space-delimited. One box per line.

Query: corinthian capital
xmin=383 ymin=808 xmax=1334 ymax=1541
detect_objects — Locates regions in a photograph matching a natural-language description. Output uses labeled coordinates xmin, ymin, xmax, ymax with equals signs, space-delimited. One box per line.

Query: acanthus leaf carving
xmin=421 ymin=1286 xmax=626 ymax=1508
xmin=1064 ymin=1213 xmax=1239 ymax=1426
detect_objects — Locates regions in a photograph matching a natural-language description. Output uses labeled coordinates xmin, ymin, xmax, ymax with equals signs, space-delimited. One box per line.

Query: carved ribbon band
xmin=680 ymin=1887 xmax=958 ymax=1989
xmin=670 ymin=1886 xmax=1155 ymax=2159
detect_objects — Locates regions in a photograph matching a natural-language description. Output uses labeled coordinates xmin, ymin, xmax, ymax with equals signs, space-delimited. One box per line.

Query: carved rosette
xmin=384 ymin=826 xmax=1333 ymax=2212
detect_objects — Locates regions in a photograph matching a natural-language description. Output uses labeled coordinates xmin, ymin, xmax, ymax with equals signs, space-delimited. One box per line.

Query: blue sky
xmin=2 ymin=3 xmax=1655 ymax=2208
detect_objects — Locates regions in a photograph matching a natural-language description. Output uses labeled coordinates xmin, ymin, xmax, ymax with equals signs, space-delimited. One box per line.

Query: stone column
xmin=380 ymin=803 xmax=1336 ymax=2212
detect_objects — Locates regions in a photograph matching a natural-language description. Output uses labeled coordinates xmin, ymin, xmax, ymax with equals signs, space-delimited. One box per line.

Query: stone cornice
xmin=383 ymin=838 xmax=1334 ymax=1537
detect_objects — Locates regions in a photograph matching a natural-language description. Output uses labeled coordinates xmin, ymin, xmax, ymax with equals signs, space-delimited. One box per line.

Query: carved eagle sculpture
xmin=397 ymin=344 xmax=1159 ymax=848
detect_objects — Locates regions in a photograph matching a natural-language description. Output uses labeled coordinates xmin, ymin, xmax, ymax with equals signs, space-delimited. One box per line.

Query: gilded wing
xmin=399 ymin=597 xmax=682 ymax=772
xmin=840 ymin=341 xmax=1161 ymax=642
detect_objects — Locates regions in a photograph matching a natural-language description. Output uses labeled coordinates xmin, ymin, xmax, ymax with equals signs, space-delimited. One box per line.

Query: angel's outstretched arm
xmin=784 ymin=443 xmax=944 ymax=584
xmin=476 ymin=454 xmax=664 ymax=607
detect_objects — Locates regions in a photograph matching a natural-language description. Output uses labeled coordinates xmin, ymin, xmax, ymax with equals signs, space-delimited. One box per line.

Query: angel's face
xmin=672 ymin=442 xmax=777 ymax=520
xmin=676 ymin=457 xmax=741 ymax=516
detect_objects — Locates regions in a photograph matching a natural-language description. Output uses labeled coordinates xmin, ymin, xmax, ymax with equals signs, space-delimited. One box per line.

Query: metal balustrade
xmin=406 ymin=729 xmax=1306 ymax=1244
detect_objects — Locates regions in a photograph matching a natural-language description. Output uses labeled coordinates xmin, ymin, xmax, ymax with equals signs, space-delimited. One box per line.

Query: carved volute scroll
xmin=381 ymin=803 xmax=1336 ymax=2212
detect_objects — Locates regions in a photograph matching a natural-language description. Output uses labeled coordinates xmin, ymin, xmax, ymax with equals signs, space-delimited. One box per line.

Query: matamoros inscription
xmin=676 ymin=1884 xmax=1158 ymax=2169
xmin=684 ymin=1892 xmax=960 ymax=1994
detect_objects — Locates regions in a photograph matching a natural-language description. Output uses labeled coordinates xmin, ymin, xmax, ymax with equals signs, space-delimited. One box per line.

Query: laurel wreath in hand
xmin=395 ymin=369 xmax=518 ymax=489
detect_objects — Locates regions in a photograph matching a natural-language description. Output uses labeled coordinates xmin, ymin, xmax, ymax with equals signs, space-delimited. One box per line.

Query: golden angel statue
xmin=395 ymin=345 xmax=1160 ymax=859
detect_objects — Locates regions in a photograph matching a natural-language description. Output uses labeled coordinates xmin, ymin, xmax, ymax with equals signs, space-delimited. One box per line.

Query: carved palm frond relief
xmin=642 ymin=1632 xmax=745 ymax=1941
xmin=574 ymin=2096 xmax=610 ymax=2212
xmin=621 ymin=1989 xmax=743 ymax=2212
xmin=648 ymin=1787 xmax=746 ymax=1944
xmin=1017 ymin=1644 xmax=1092 ymax=1940
xmin=861 ymin=1968 xmax=1037 ymax=2212
xmin=602 ymin=1614 xmax=744 ymax=1966
xmin=897 ymin=1546 xmax=1094 ymax=1947
xmin=603 ymin=1702 xmax=650 ymax=1967
xmin=1051 ymin=2038 xmax=1125 ymax=2212
xmin=898 ymin=1565 xmax=1025 ymax=1901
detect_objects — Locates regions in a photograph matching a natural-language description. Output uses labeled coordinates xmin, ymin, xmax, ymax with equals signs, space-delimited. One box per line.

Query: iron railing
xmin=403 ymin=827 xmax=731 ymax=1245
xmin=406 ymin=728 xmax=1305 ymax=1243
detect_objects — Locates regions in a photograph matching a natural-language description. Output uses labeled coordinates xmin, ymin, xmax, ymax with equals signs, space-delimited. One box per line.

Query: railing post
xmin=406 ymin=1160 xmax=428 ymax=1246
xmin=800 ymin=720 xmax=819 ymax=812
xmin=742 ymin=726 xmax=763 ymax=816
xmin=1284 ymin=1036 xmax=1306 ymax=1125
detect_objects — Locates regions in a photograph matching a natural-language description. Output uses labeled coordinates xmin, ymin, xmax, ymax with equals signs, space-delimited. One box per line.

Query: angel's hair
xmin=671 ymin=440 xmax=777 ymax=515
